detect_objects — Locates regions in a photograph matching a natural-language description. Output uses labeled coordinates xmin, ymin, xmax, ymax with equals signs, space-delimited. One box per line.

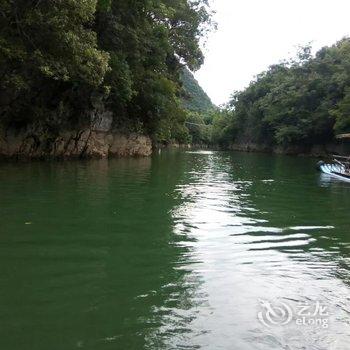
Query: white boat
xmin=318 ymin=133 xmax=350 ymax=182
xmin=318 ymin=156 xmax=350 ymax=182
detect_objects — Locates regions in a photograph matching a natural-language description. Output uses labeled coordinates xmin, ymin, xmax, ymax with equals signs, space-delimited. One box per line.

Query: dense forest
xmin=2 ymin=1 xmax=350 ymax=153
xmin=0 ymin=0 xmax=214 ymax=144
xmin=214 ymin=39 xmax=350 ymax=150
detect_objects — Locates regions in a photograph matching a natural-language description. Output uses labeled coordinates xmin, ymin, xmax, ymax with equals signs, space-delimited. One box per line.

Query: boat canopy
xmin=336 ymin=133 xmax=350 ymax=139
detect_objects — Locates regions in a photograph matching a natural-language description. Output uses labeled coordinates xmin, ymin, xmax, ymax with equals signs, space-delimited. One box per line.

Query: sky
xmin=195 ymin=0 xmax=350 ymax=106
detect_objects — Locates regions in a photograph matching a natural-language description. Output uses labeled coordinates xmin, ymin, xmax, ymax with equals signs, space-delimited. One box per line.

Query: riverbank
xmin=160 ymin=142 xmax=350 ymax=157
xmin=228 ymin=142 xmax=350 ymax=157
xmin=0 ymin=126 xmax=152 ymax=160
xmin=1 ymin=125 xmax=350 ymax=160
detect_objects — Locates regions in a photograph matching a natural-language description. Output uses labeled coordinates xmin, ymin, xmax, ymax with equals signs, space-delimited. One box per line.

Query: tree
xmin=223 ymin=39 xmax=350 ymax=149
xmin=0 ymin=0 xmax=109 ymax=125
xmin=0 ymin=0 xmax=214 ymax=143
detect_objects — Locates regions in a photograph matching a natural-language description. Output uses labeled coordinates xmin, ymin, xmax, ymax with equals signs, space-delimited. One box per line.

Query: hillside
xmin=0 ymin=0 xmax=214 ymax=158
xmin=180 ymin=68 xmax=215 ymax=114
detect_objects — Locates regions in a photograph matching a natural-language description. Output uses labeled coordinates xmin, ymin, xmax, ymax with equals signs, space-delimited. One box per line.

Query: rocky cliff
xmin=0 ymin=113 xmax=152 ymax=160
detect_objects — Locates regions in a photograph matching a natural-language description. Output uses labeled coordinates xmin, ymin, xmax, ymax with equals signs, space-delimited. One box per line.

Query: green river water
xmin=0 ymin=150 xmax=349 ymax=350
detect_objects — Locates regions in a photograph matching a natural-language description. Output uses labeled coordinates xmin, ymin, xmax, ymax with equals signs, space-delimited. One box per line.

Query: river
xmin=0 ymin=150 xmax=349 ymax=350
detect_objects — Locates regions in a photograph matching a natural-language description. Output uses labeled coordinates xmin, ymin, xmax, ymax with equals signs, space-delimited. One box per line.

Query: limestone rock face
xmin=0 ymin=127 xmax=152 ymax=160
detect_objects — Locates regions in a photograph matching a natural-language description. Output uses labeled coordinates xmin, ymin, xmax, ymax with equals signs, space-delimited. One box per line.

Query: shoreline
xmin=1 ymin=135 xmax=349 ymax=161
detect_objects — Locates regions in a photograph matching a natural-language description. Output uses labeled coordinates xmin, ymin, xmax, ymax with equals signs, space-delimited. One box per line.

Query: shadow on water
xmin=0 ymin=156 xmax=203 ymax=350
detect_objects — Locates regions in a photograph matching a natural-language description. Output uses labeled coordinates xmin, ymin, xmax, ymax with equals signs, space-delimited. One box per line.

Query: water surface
xmin=0 ymin=151 xmax=349 ymax=349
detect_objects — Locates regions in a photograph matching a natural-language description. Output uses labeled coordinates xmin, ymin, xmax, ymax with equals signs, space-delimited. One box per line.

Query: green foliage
xmin=180 ymin=67 xmax=214 ymax=114
xmin=211 ymin=110 xmax=236 ymax=146
xmin=97 ymin=0 xmax=111 ymax=12
xmin=0 ymin=0 xmax=214 ymax=142
xmin=332 ymin=88 xmax=350 ymax=134
xmin=179 ymin=67 xmax=217 ymax=145
xmin=185 ymin=111 xmax=211 ymax=144
xmin=225 ymin=39 xmax=350 ymax=149
xmin=0 ymin=0 xmax=109 ymax=87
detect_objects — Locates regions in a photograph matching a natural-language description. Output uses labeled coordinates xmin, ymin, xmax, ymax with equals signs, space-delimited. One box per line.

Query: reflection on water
xmin=164 ymin=151 xmax=350 ymax=349
xmin=0 ymin=151 xmax=349 ymax=350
